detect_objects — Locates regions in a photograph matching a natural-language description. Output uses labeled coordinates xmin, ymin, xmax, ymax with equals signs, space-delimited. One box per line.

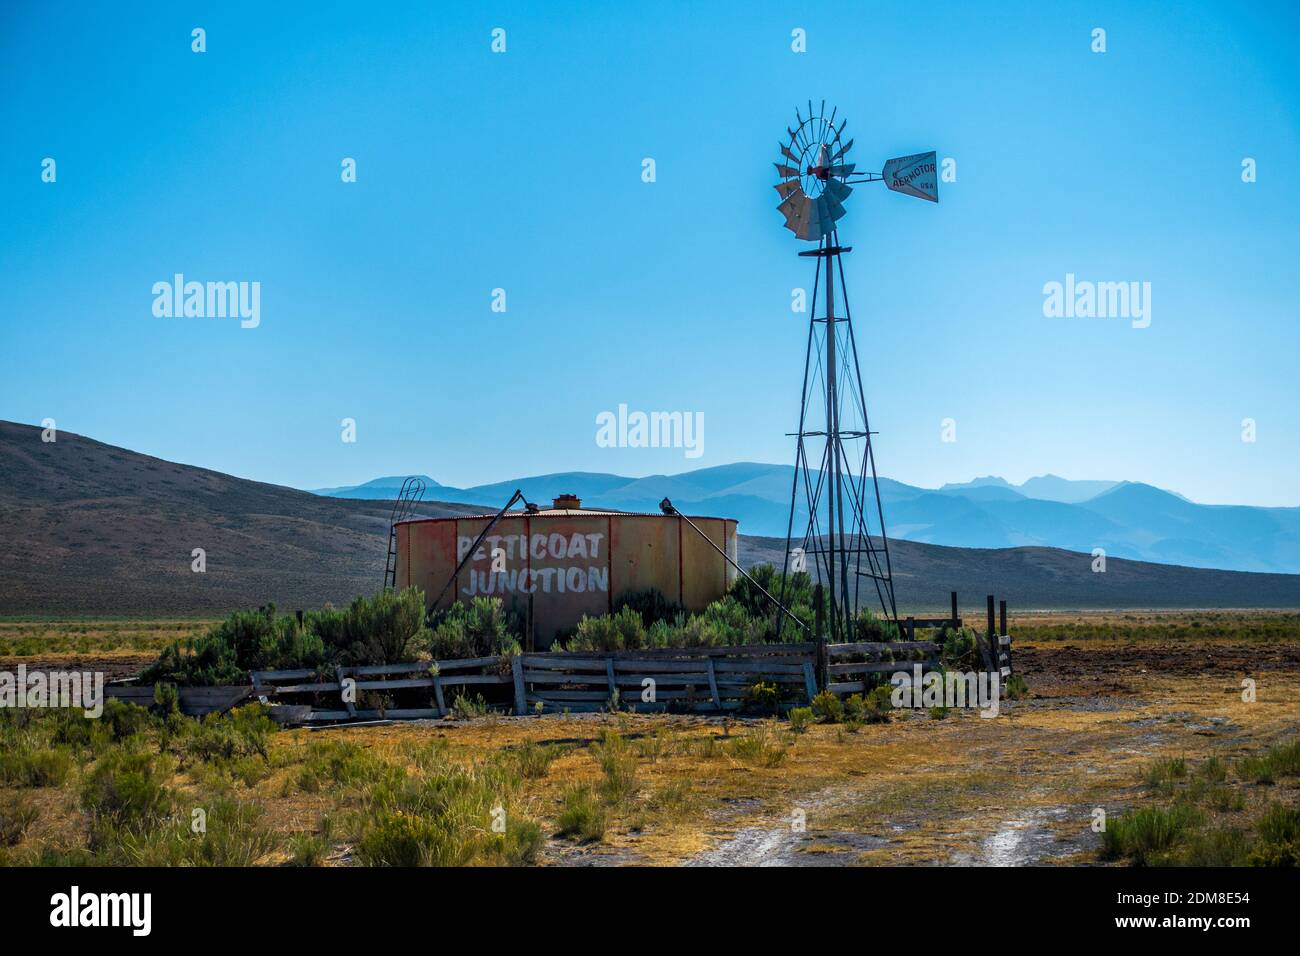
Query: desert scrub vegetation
xmin=1234 ymin=738 xmax=1300 ymax=785
xmin=556 ymin=784 xmax=608 ymax=842
xmin=0 ymin=619 xmax=212 ymax=658
xmin=0 ymin=699 xmax=559 ymax=867
xmin=351 ymin=760 xmax=542 ymax=866
xmin=0 ymin=793 xmax=39 ymax=847
xmin=422 ymin=596 xmax=521 ymax=660
xmin=142 ymin=588 xmax=431 ymax=686
xmin=727 ymin=721 xmax=789 ymax=767
xmin=564 ymin=568 xmax=870 ymax=651
xmin=1101 ymin=742 xmax=1300 ymax=866
xmin=1011 ymin=611 xmax=1300 ymax=644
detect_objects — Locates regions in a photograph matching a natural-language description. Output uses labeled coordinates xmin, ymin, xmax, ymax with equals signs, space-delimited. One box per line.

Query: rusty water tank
xmin=393 ymin=496 xmax=738 ymax=648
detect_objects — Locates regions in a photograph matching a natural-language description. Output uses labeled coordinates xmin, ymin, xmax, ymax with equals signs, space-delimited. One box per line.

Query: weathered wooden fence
xmin=249 ymin=658 xmax=512 ymax=722
xmin=512 ymin=643 xmax=819 ymax=714
xmin=824 ymin=640 xmax=944 ymax=695
xmin=109 ymin=594 xmax=1016 ymax=723
xmin=104 ymin=684 xmax=257 ymax=717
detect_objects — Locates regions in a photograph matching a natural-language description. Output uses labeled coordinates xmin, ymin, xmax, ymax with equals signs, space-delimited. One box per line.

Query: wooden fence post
xmin=802 ymin=661 xmax=818 ymax=703
xmin=511 ymin=655 xmax=527 ymax=716
xmin=337 ymin=665 xmax=357 ymax=720
xmin=999 ymin=599 xmax=1007 ymax=638
xmin=980 ymin=595 xmax=996 ymax=674
xmin=950 ymin=591 xmax=958 ymax=629
xmin=706 ymin=658 xmax=721 ymax=708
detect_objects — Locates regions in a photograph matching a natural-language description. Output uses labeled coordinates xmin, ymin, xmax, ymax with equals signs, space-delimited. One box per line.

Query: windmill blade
xmin=882 ymin=151 xmax=939 ymax=202
xmin=796 ymin=217 xmax=822 ymax=242
xmin=830 ymin=138 xmax=854 ymax=163
xmin=797 ymin=195 xmax=820 ymax=237
xmin=823 ymin=179 xmax=854 ymax=203
xmin=777 ymin=193 xmax=806 ymax=233
xmin=821 ymin=191 xmax=846 ymax=222
xmin=774 ymin=179 xmax=802 ymax=200
xmin=795 ymin=195 xmax=823 ymax=240
xmin=774 ymin=162 xmax=800 ymax=179
xmin=780 ymin=143 xmax=800 ymax=164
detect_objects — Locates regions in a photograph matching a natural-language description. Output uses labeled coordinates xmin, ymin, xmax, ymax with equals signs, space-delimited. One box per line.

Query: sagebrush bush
xmin=854 ymin=608 xmax=901 ymax=643
xmin=788 ymin=707 xmax=814 ymax=733
xmin=939 ymin=626 xmax=981 ymax=670
xmin=120 ymin=798 xmax=279 ymax=866
xmin=180 ymin=705 xmax=275 ymax=765
xmin=352 ymin=759 xmax=539 ymax=866
xmin=614 ymin=588 xmax=684 ymax=627
xmin=727 ymin=723 xmax=788 ymax=767
xmin=81 ymin=750 xmax=173 ymax=830
xmin=1247 ymin=803 xmax=1300 ymax=866
xmin=863 ymin=685 xmax=894 ymax=724
xmin=315 ymin=588 xmax=431 ymax=666
xmin=1004 ymin=673 xmax=1029 ymax=700
xmin=143 ymin=589 xmax=430 ymax=686
xmin=729 ymin=564 xmax=814 ymax=637
xmin=513 ymin=741 xmax=560 ymax=779
xmin=744 ymin=681 xmax=781 ymax=715
xmin=0 ymin=793 xmax=39 ymax=846
xmin=568 ymin=607 xmax=647 ymax=652
xmin=556 ymin=784 xmax=607 ymax=842
xmin=1101 ymin=805 xmax=1198 ymax=865
xmin=423 ymin=596 xmax=521 ymax=660
xmin=0 ymin=748 xmax=72 ymax=788
xmin=143 ymin=604 xmax=325 ymax=686
xmin=842 ymin=694 xmax=866 ymax=724
xmin=811 ymin=690 xmax=844 ymax=724
xmin=594 ymin=732 xmax=637 ymax=802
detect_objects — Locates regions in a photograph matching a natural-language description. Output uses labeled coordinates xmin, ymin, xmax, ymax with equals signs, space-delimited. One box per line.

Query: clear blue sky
xmin=2 ymin=1 xmax=1297 ymax=505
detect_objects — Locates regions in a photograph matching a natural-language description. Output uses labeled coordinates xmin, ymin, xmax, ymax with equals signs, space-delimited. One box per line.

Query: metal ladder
xmin=383 ymin=476 xmax=427 ymax=590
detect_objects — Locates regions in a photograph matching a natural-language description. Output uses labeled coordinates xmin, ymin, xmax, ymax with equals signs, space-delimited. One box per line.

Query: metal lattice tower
xmin=771 ymin=101 xmax=938 ymax=642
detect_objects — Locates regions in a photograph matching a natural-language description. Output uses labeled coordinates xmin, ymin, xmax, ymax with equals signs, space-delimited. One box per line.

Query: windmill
xmin=774 ymin=100 xmax=938 ymax=644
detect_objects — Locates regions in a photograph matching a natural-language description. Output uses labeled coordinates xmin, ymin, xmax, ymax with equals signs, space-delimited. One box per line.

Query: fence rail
xmin=512 ymin=646 xmax=818 ymax=714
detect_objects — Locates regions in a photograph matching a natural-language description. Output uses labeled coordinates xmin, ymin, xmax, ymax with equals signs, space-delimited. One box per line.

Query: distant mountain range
xmin=4 ymin=423 xmax=1299 ymax=614
xmin=313 ymin=464 xmax=1300 ymax=575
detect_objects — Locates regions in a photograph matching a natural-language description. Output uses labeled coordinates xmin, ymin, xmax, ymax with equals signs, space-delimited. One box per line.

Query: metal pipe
xmin=661 ymin=498 xmax=809 ymax=633
xmin=430 ymin=489 xmax=529 ymax=609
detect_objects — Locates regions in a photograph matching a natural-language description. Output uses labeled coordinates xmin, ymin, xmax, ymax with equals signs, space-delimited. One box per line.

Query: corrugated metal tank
xmin=394 ymin=495 xmax=738 ymax=648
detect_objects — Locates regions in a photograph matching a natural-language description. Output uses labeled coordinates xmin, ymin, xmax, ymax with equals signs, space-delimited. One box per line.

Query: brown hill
xmin=2 ymin=421 xmax=1299 ymax=615
xmin=0 ymin=421 xmax=482 ymax=615
xmin=741 ymin=536 xmax=1300 ymax=611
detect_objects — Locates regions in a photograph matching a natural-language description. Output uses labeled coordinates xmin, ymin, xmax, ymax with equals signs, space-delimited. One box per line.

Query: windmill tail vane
xmin=773 ymin=101 xmax=938 ymax=643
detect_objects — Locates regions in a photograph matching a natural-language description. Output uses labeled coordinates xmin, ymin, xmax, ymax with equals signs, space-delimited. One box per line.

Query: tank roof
xmin=395 ymin=508 xmax=737 ymax=526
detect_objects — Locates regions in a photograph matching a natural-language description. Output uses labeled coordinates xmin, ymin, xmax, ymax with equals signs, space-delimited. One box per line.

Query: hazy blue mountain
xmin=311 ymin=474 xmax=450 ymax=499
xmin=312 ymin=466 xmax=1299 ymax=574
xmin=1020 ymin=474 xmax=1120 ymax=503
xmin=941 ymin=474 xmax=1118 ymax=503
xmin=940 ymin=476 xmax=1015 ymax=490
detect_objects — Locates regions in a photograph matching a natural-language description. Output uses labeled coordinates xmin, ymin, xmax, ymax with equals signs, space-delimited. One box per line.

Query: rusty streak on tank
xmin=394 ymin=494 xmax=738 ymax=648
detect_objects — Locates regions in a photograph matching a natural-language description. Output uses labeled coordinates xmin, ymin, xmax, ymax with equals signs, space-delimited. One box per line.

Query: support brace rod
xmin=431 ymin=489 xmax=532 ymax=609
xmin=660 ymin=497 xmax=809 ymax=633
